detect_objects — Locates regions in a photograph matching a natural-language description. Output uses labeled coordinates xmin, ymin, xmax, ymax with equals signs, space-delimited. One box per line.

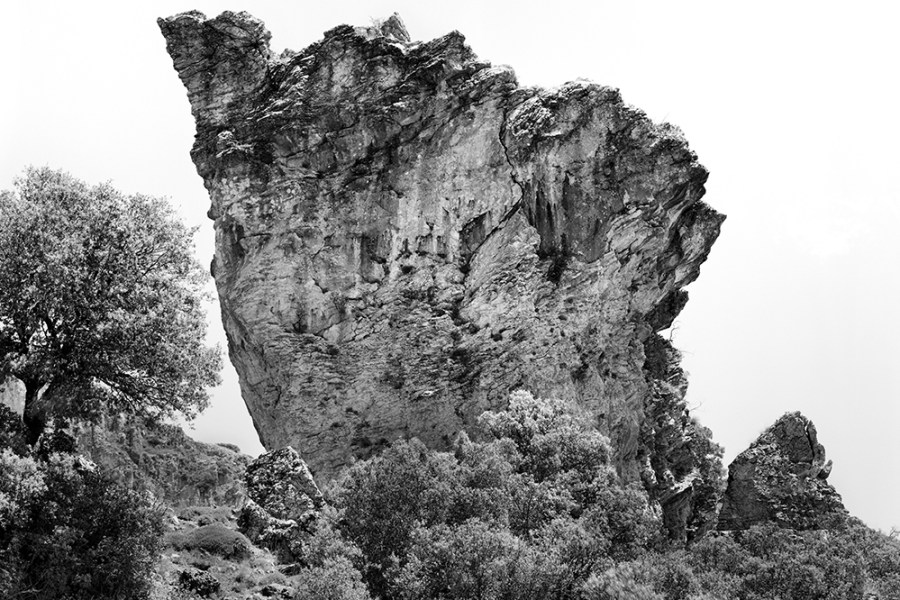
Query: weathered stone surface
xmin=717 ymin=412 xmax=846 ymax=531
xmin=159 ymin=10 xmax=724 ymax=531
xmin=641 ymin=334 xmax=724 ymax=540
xmin=238 ymin=447 xmax=323 ymax=562
xmin=178 ymin=568 xmax=221 ymax=598
xmin=0 ymin=377 xmax=25 ymax=417
xmin=245 ymin=446 xmax=324 ymax=520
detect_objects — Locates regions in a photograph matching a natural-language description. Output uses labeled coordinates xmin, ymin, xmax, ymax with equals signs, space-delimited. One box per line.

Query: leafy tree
xmin=0 ymin=166 xmax=221 ymax=443
xmin=394 ymin=519 xmax=536 ymax=600
xmin=334 ymin=438 xmax=463 ymax=595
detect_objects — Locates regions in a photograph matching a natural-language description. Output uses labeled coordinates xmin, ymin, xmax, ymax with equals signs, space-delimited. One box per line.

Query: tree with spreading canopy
xmin=0 ymin=166 xmax=221 ymax=444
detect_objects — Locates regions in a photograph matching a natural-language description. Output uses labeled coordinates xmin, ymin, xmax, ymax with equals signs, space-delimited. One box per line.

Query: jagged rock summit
xmin=718 ymin=412 xmax=846 ymax=531
xmin=159 ymin=11 xmax=725 ymax=525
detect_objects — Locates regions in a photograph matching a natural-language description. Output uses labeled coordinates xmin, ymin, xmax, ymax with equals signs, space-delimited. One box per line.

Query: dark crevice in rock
xmin=499 ymin=104 xmax=527 ymax=205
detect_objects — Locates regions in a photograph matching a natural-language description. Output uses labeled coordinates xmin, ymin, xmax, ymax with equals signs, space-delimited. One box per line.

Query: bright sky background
xmin=3 ymin=1 xmax=898 ymax=532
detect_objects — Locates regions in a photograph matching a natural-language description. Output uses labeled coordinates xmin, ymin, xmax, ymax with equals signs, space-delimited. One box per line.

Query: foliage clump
xmin=167 ymin=522 xmax=253 ymax=561
xmin=0 ymin=443 xmax=165 ymax=599
xmin=331 ymin=390 xmax=660 ymax=599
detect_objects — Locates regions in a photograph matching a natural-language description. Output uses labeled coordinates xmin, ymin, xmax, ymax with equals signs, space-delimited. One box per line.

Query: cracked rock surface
xmin=718 ymin=412 xmax=846 ymax=530
xmin=159 ymin=11 xmax=725 ymax=527
xmin=238 ymin=447 xmax=323 ymax=562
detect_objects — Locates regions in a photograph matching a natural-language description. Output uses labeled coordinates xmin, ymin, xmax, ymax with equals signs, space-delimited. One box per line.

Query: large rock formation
xmin=159 ymin=11 xmax=724 ymax=527
xmin=717 ymin=412 xmax=846 ymax=531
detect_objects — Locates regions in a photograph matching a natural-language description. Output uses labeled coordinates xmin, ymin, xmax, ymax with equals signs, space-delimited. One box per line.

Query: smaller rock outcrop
xmin=2 ymin=377 xmax=251 ymax=507
xmin=74 ymin=417 xmax=251 ymax=507
xmin=178 ymin=568 xmax=221 ymax=598
xmin=238 ymin=447 xmax=324 ymax=563
xmin=717 ymin=412 xmax=845 ymax=531
xmin=245 ymin=446 xmax=325 ymax=518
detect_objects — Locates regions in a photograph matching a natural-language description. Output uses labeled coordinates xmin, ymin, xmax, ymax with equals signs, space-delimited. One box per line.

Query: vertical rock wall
xmin=159 ymin=12 xmax=725 ymax=531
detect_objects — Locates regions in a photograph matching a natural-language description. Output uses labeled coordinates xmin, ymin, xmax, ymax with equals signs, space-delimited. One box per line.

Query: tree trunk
xmin=22 ymin=381 xmax=46 ymax=446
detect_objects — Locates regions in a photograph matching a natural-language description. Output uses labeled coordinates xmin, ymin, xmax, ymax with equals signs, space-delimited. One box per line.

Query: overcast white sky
xmin=2 ymin=1 xmax=898 ymax=532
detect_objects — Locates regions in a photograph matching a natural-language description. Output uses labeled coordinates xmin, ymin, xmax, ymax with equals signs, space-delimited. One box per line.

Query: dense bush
xmin=591 ymin=522 xmax=900 ymax=600
xmin=168 ymin=522 xmax=253 ymax=560
xmin=0 ymin=448 xmax=164 ymax=599
xmin=331 ymin=391 xmax=662 ymax=599
xmin=0 ymin=405 xmax=28 ymax=456
xmin=317 ymin=391 xmax=900 ymax=600
xmin=292 ymin=556 xmax=372 ymax=600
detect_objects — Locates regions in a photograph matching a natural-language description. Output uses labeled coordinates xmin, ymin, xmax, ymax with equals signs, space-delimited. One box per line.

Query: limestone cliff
xmin=159 ymin=12 xmax=724 ymax=529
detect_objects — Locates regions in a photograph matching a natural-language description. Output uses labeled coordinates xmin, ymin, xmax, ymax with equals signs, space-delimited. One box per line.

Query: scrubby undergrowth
xmin=2 ymin=395 xmax=899 ymax=600
xmin=0 ymin=408 xmax=165 ymax=600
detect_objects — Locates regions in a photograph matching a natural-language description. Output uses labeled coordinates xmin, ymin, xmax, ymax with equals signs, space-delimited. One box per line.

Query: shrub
xmin=334 ymin=438 xmax=461 ymax=593
xmin=0 ymin=451 xmax=164 ymax=599
xmin=303 ymin=506 xmax=365 ymax=567
xmin=172 ymin=523 xmax=252 ymax=560
xmin=581 ymin=566 xmax=663 ymax=600
xmin=0 ymin=405 xmax=28 ymax=456
xmin=394 ymin=519 xmax=538 ymax=600
xmin=176 ymin=504 xmax=235 ymax=526
xmin=292 ymin=557 xmax=372 ymax=600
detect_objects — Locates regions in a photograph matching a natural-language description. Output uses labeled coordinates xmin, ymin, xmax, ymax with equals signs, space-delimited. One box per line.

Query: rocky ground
xmin=150 ymin=447 xmax=326 ymax=600
xmin=152 ymin=505 xmax=292 ymax=600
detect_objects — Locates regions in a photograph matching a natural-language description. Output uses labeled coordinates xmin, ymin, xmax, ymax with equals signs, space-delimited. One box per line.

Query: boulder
xmin=717 ymin=412 xmax=846 ymax=531
xmin=238 ymin=447 xmax=323 ymax=562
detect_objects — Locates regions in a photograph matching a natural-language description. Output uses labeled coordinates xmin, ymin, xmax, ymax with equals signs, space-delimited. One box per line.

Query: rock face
xmin=0 ymin=377 xmax=25 ymax=416
xmin=238 ymin=447 xmax=323 ymax=562
xmin=245 ymin=446 xmax=325 ymax=519
xmin=159 ymin=11 xmax=724 ymax=527
xmin=717 ymin=412 xmax=846 ymax=531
